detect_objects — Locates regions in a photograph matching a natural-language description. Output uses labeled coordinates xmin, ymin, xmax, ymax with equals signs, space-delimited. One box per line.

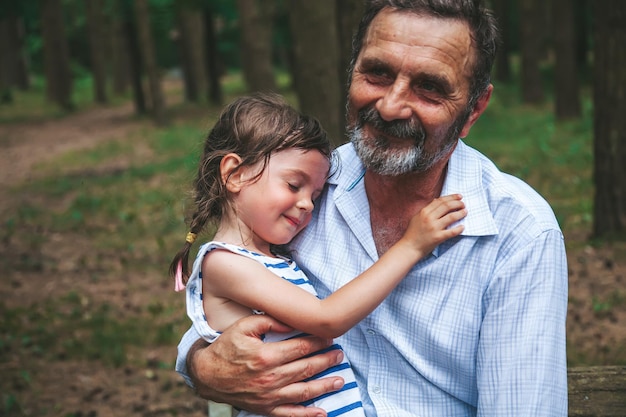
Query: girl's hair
xmin=169 ymin=92 xmax=333 ymax=284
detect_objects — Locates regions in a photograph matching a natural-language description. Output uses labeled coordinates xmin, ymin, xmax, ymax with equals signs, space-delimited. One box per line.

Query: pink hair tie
xmin=174 ymin=260 xmax=186 ymax=292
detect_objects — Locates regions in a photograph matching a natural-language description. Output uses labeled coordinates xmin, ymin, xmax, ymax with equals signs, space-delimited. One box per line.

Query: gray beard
xmin=348 ymin=108 xmax=466 ymax=176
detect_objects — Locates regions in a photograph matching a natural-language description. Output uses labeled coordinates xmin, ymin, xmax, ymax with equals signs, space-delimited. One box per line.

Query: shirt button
xmin=372 ymin=385 xmax=382 ymax=394
xmin=367 ymin=329 xmax=376 ymax=335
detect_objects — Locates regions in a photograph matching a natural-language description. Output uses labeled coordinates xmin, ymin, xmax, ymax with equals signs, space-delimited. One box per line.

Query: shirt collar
xmin=330 ymin=140 xmax=499 ymax=238
xmin=442 ymin=140 xmax=499 ymax=237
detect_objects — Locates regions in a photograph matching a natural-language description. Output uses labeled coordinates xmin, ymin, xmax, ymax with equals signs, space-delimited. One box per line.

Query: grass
xmin=0 ymin=75 xmax=132 ymax=125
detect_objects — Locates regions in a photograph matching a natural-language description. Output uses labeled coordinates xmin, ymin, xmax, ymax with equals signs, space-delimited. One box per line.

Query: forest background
xmin=1 ymin=0 xmax=625 ymax=416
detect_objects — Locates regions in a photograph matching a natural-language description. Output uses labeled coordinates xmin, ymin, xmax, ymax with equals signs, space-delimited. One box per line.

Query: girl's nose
xmin=297 ymin=195 xmax=314 ymax=212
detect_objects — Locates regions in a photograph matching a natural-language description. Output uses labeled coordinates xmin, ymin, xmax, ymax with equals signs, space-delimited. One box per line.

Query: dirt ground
xmin=0 ymin=96 xmax=625 ymax=417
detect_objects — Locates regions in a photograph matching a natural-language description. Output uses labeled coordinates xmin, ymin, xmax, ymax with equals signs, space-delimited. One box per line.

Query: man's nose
xmin=376 ymin=79 xmax=413 ymax=121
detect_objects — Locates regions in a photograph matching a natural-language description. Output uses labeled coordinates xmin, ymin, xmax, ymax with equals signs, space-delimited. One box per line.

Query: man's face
xmin=347 ymin=9 xmax=482 ymax=176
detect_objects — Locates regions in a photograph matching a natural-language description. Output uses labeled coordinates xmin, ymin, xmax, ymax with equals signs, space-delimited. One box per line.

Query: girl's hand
xmin=401 ymin=194 xmax=466 ymax=257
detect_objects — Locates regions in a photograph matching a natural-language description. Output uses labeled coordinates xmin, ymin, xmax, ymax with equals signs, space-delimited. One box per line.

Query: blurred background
xmin=1 ymin=0 xmax=625 ymax=416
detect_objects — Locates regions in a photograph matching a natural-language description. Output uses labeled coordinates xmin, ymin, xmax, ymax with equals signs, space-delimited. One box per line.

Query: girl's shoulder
xmin=197 ymin=241 xmax=288 ymax=264
xmin=198 ymin=241 xmax=303 ymax=278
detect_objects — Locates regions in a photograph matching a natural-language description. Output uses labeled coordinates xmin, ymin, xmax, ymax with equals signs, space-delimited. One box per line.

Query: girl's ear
xmin=220 ymin=153 xmax=244 ymax=192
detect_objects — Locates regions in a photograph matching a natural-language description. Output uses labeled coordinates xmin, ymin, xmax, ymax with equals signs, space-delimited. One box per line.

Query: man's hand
xmin=187 ymin=314 xmax=346 ymax=417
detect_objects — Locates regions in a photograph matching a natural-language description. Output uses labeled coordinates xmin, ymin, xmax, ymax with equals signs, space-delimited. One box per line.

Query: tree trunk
xmin=176 ymin=2 xmax=207 ymax=103
xmin=519 ymin=0 xmax=544 ymax=104
xmin=203 ymin=6 xmax=222 ymax=105
xmin=40 ymin=0 xmax=73 ymax=110
xmin=574 ymin=0 xmax=590 ymax=80
xmin=14 ymin=17 xmax=29 ymax=90
xmin=0 ymin=17 xmax=17 ymax=102
xmin=120 ymin=0 xmax=146 ymax=114
xmin=288 ymin=0 xmax=343 ymax=148
xmin=336 ymin=0 xmax=365 ymax=138
xmin=592 ymin=0 xmax=626 ymax=238
xmin=134 ymin=0 xmax=167 ymax=125
xmin=235 ymin=0 xmax=276 ymax=93
xmin=85 ymin=0 xmax=108 ymax=103
xmin=492 ymin=0 xmax=512 ymax=83
xmin=552 ymin=0 xmax=581 ymax=120
xmin=110 ymin=0 xmax=130 ymax=96
xmin=0 ymin=13 xmax=29 ymax=102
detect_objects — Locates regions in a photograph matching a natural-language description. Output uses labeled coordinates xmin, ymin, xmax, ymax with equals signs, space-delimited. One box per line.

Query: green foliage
xmin=465 ymin=81 xmax=594 ymax=234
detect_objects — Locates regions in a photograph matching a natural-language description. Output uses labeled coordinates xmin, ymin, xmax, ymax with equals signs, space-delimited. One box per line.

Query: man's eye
xmin=421 ymin=81 xmax=438 ymax=92
xmin=370 ymin=67 xmax=387 ymax=77
xmin=369 ymin=68 xmax=391 ymax=81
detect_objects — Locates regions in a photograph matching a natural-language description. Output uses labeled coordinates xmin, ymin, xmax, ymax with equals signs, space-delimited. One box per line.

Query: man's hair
xmin=348 ymin=0 xmax=500 ymax=106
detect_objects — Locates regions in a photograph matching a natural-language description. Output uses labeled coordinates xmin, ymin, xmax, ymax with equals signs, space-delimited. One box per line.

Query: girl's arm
xmin=204 ymin=194 xmax=466 ymax=339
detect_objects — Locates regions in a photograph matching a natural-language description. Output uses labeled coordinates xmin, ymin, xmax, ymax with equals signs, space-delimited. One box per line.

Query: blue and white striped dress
xmin=185 ymin=241 xmax=365 ymax=417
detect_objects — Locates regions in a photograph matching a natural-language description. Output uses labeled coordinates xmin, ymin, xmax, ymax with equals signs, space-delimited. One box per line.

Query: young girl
xmin=170 ymin=93 xmax=466 ymax=417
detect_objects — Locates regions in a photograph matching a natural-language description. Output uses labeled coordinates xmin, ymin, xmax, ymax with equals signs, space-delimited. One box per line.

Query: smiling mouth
xmin=284 ymin=215 xmax=301 ymax=227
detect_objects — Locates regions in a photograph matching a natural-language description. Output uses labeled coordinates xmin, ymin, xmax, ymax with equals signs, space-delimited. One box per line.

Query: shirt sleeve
xmin=176 ymin=325 xmax=202 ymax=388
xmin=477 ymin=229 xmax=568 ymax=416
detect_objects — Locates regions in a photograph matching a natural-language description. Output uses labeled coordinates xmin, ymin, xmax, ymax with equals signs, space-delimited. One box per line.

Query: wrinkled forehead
xmin=362 ymin=8 xmax=475 ymax=79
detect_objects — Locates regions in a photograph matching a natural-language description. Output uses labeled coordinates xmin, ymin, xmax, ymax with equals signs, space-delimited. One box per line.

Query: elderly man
xmin=176 ymin=1 xmax=568 ymax=416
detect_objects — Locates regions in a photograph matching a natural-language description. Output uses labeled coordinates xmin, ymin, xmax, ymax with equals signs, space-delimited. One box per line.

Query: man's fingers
xmin=269 ymin=403 xmax=328 ymax=417
xmin=232 ymin=315 xmax=337 ymax=370
xmin=267 ymin=377 xmax=346 ymax=416
xmin=270 ymin=335 xmax=340 ymax=369
xmin=269 ymin=342 xmax=344 ymax=386
xmin=266 ymin=376 xmax=345 ymax=417
xmin=275 ymin=378 xmax=345 ymax=404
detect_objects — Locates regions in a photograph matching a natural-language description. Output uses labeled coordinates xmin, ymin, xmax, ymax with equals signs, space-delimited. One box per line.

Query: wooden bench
xmin=568 ymin=366 xmax=626 ymax=416
xmin=208 ymin=366 xmax=626 ymax=416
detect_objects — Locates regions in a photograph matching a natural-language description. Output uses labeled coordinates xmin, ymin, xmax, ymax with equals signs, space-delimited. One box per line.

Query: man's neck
xmin=364 ymin=162 xmax=448 ymax=255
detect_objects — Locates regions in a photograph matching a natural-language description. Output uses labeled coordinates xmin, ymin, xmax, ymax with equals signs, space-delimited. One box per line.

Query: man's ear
xmin=220 ymin=153 xmax=244 ymax=192
xmin=459 ymin=84 xmax=493 ymax=139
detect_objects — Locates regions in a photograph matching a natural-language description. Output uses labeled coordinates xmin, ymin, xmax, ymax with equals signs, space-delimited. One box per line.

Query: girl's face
xmin=234 ymin=148 xmax=330 ymax=254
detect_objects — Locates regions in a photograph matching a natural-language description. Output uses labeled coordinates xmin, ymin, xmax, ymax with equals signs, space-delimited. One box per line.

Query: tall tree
xmin=0 ymin=16 xmax=17 ymax=101
xmin=574 ymin=0 xmax=590 ymax=80
xmin=235 ymin=0 xmax=276 ymax=93
xmin=110 ymin=0 xmax=130 ymax=96
xmin=203 ymin=4 xmax=222 ymax=105
xmin=120 ymin=0 xmax=146 ymax=114
xmin=40 ymin=0 xmax=73 ymax=110
xmin=492 ymin=0 xmax=512 ymax=83
xmin=176 ymin=1 xmax=207 ymax=102
xmin=0 ymin=6 xmax=29 ymax=102
xmin=552 ymin=0 xmax=581 ymax=119
xmin=592 ymin=0 xmax=626 ymax=237
xmin=336 ymin=0 xmax=365 ymax=137
xmin=134 ymin=0 xmax=167 ymax=125
xmin=288 ymin=0 xmax=343 ymax=147
xmin=519 ymin=0 xmax=544 ymax=104
xmin=85 ymin=0 xmax=108 ymax=103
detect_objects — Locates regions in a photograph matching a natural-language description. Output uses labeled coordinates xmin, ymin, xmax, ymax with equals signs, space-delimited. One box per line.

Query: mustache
xmin=357 ymin=107 xmax=426 ymax=141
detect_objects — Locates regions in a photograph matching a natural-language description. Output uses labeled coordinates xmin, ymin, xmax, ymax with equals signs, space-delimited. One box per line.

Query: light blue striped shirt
xmin=177 ymin=140 xmax=568 ymax=416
